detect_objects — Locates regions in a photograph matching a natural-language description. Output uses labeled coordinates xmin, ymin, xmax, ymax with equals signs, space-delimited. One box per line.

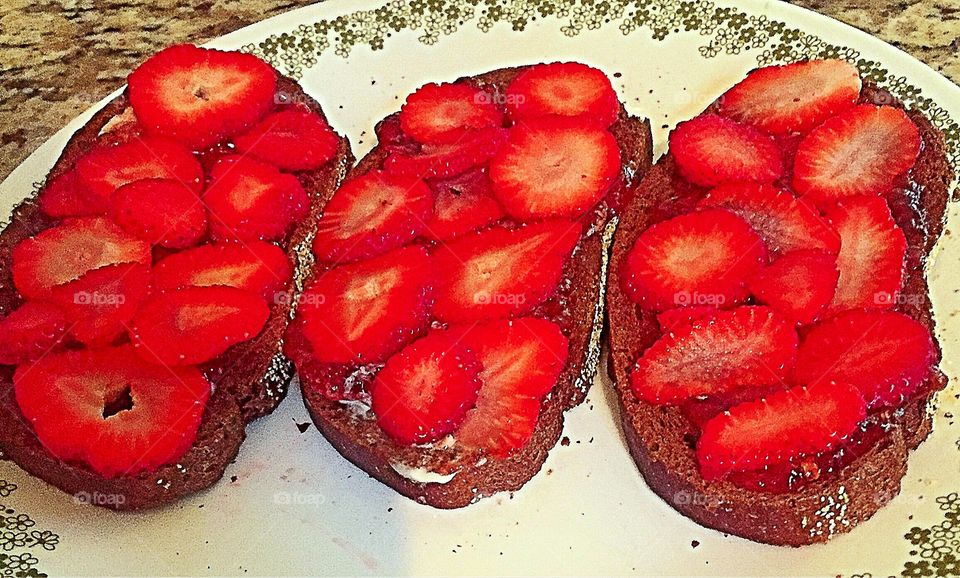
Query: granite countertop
xmin=0 ymin=0 xmax=957 ymax=182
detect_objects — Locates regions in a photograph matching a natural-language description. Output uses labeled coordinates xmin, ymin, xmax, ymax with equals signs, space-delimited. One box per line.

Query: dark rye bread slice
xmin=606 ymin=85 xmax=953 ymax=545
xmin=299 ymin=66 xmax=653 ymax=508
xmin=0 ymin=76 xmax=354 ymax=511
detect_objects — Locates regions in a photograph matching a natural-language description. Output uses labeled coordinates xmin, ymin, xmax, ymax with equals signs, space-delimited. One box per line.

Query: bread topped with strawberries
xmin=0 ymin=44 xmax=352 ymax=510
xmin=607 ymin=60 xmax=952 ymax=545
xmin=285 ymin=62 xmax=653 ymax=508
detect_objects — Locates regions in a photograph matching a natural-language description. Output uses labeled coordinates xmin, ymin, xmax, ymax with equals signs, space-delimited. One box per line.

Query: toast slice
xmin=607 ymin=63 xmax=952 ymax=545
xmin=0 ymin=47 xmax=353 ymax=510
xmin=288 ymin=64 xmax=653 ymax=508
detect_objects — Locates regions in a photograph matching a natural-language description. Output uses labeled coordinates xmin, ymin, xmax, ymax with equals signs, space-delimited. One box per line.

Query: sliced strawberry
xmin=422 ymin=169 xmax=503 ymax=241
xmin=433 ymin=220 xmax=581 ymax=323
xmin=670 ymin=114 xmax=783 ymax=187
xmin=398 ymin=82 xmax=504 ymax=144
xmin=793 ymin=104 xmax=921 ymax=205
xmin=14 ymin=345 xmax=211 ymax=478
xmin=11 ymin=218 xmax=151 ymax=299
xmin=370 ymin=330 xmax=483 ymax=445
xmin=696 ymin=381 xmax=866 ymax=480
xmin=794 ymin=309 xmax=935 ymax=408
xmin=621 ymin=209 xmax=767 ymax=311
xmin=383 ymin=127 xmax=508 ymax=181
xmin=110 ymin=178 xmax=207 ymax=248
xmin=718 ymin=60 xmax=862 ymax=134
xmin=312 ymin=170 xmax=433 ymax=263
xmin=748 ymin=250 xmax=839 ymax=324
xmin=824 ymin=196 xmax=906 ymax=314
xmin=698 ymin=182 xmax=840 ymax=255
xmin=129 ymin=286 xmax=269 ymax=366
xmin=152 ymin=241 xmax=292 ymax=300
xmin=0 ymin=302 xmax=68 ymax=365
xmin=38 ymin=170 xmax=105 ymax=218
xmin=490 ymin=117 xmax=620 ymax=219
xmin=233 ymin=107 xmax=340 ymax=171
xmin=656 ymin=306 xmax=719 ymax=334
xmin=504 ymin=62 xmax=619 ymax=127
xmin=127 ymin=44 xmax=277 ymax=149
xmin=295 ymin=245 xmax=432 ymax=364
xmin=631 ymin=306 xmax=798 ymax=405
xmin=204 ymin=156 xmax=310 ymax=242
xmin=49 ymin=263 xmax=151 ymax=346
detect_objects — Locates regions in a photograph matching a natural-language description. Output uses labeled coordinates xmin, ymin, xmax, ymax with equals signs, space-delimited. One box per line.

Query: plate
xmin=1 ymin=0 xmax=958 ymax=575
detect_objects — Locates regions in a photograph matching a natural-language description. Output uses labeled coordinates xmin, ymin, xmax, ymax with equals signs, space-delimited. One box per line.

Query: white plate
xmin=1 ymin=0 xmax=959 ymax=575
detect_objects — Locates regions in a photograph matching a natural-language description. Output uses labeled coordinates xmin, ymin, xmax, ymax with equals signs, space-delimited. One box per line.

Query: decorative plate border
xmin=0 ymin=480 xmax=58 ymax=578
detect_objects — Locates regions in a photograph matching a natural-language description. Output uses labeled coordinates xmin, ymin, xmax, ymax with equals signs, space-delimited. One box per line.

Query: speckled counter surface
xmin=0 ymin=0 xmax=957 ymax=182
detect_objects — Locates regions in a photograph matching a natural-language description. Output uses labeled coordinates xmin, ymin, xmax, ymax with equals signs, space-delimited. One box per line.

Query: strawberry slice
xmin=233 ymin=107 xmax=340 ymax=171
xmin=631 ymin=306 xmax=798 ymax=405
xmin=696 ymin=381 xmax=866 ymax=480
xmin=129 ymin=286 xmax=270 ymax=366
xmin=204 ymin=156 xmax=310 ymax=242
xmin=370 ymin=330 xmax=483 ymax=445
xmin=718 ymin=59 xmax=862 ymax=134
xmin=670 ymin=114 xmax=783 ymax=187
xmin=383 ymin=127 xmax=509 ymax=181
xmin=793 ymin=104 xmax=921 ymax=205
xmin=38 ymin=170 xmax=104 ymax=218
xmin=824 ymin=196 xmax=907 ymax=314
xmin=422 ymin=169 xmax=504 ymax=241
xmin=111 ymin=178 xmax=207 ymax=248
xmin=504 ymin=62 xmax=620 ymax=127
xmin=12 ymin=218 xmax=151 ymax=300
xmin=152 ymin=241 xmax=292 ymax=300
xmin=698 ymin=182 xmax=840 ymax=255
xmin=433 ymin=220 xmax=581 ymax=323
xmin=490 ymin=116 xmax=620 ymax=219
xmin=127 ymin=44 xmax=277 ymax=149
xmin=312 ymin=170 xmax=433 ymax=263
xmin=656 ymin=306 xmax=720 ymax=334
xmin=49 ymin=263 xmax=151 ymax=346
xmin=14 ymin=345 xmax=211 ymax=478
xmin=621 ymin=209 xmax=767 ymax=311
xmin=398 ymin=82 xmax=504 ymax=144
xmin=0 ymin=302 xmax=68 ymax=365
xmin=794 ymin=310 xmax=935 ymax=408
xmin=295 ymin=245 xmax=433 ymax=364
xmin=748 ymin=250 xmax=839 ymax=325
xmin=453 ymin=318 xmax=569 ymax=457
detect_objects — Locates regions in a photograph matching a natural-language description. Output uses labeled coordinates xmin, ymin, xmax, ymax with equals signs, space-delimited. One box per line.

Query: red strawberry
xmin=670 ymin=114 xmax=784 ymax=187
xmin=129 ymin=286 xmax=269 ymax=366
xmin=422 ymin=169 xmax=504 ymax=241
xmin=490 ymin=116 xmax=620 ymax=219
xmin=12 ymin=218 xmax=151 ymax=300
xmin=748 ymin=250 xmax=839 ymax=324
xmin=14 ymin=346 xmax=211 ymax=478
xmin=718 ymin=59 xmax=862 ymax=134
xmin=631 ymin=306 xmax=798 ymax=405
xmin=698 ymin=182 xmax=840 ymax=255
xmin=312 ymin=170 xmax=433 ymax=263
xmin=793 ymin=105 xmax=921 ymax=205
xmin=453 ymin=318 xmax=569 ymax=457
xmin=233 ymin=107 xmax=340 ymax=171
xmin=824 ymin=196 xmax=906 ymax=314
xmin=794 ymin=309 xmax=935 ymax=408
xmin=127 ymin=44 xmax=277 ymax=149
xmin=504 ymin=62 xmax=619 ymax=127
xmin=38 ymin=170 xmax=103 ymax=218
xmin=110 ymin=178 xmax=207 ymax=248
xmin=370 ymin=330 xmax=483 ymax=445
xmin=398 ymin=82 xmax=504 ymax=144
xmin=295 ymin=245 xmax=433 ymax=364
xmin=384 ymin=127 xmax=509 ymax=181
xmin=696 ymin=381 xmax=866 ymax=480
xmin=0 ymin=302 xmax=68 ymax=365
xmin=433 ymin=220 xmax=581 ymax=323
xmin=620 ymin=209 xmax=767 ymax=311
xmin=656 ymin=306 xmax=719 ymax=334
xmin=49 ymin=263 xmax=151 ymax=346
xmin=204 ymin=156 xmax=310 ymax=242
xmin=152 ymin=241 xmax=292 ymax=300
